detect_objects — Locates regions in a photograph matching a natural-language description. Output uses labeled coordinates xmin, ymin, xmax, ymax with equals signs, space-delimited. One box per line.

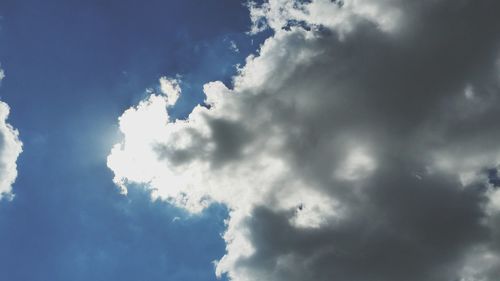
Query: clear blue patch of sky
xmin=0 ymin=0 xmax=270 ymax=280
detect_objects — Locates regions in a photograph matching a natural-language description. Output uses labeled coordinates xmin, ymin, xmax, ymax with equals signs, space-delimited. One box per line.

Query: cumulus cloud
xmin=108 ymin=0 xmax=500 ymax=280
xmin=0 ymin=69 xmax=23 ymax=200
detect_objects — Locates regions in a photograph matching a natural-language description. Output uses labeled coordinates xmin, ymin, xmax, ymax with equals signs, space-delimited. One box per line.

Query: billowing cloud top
xmin=108 ymin=0 xmax=500 ymax=280
xmin=0 ymin=70 xmax=23 ymax=200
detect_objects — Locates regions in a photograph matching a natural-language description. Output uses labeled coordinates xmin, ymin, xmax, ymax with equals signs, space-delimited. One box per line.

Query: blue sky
xmin=0 ymin=1 xmax=264 ymax=280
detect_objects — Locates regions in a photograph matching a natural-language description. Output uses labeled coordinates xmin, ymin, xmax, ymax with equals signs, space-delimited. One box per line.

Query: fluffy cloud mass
xmin=108 ymin=0 xmax=500 ymax=280
xmin=0 ymin=70 xmax=23 ymax=200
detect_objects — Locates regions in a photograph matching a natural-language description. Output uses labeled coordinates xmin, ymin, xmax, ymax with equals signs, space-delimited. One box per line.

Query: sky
xmin=1 ymin=1 xmax=500 ymax=281
xmin=0 ymin=1 xmax=262 ymax=280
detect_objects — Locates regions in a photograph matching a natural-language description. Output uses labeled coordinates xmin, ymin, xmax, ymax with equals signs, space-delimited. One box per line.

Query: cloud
xmin=229 ymin=41 xmax=239 ymax=53
xmin=0 ymin=69 xmax=23 ymax=200
xmin=108 ymin=0 xmax=500 ymax=280
xmin=159 ymin=76 xmax=181 ymax=106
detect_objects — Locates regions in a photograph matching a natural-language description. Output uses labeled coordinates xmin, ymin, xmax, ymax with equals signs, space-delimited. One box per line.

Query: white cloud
xmin=159 ymin=76 xmax=181 ymax=106
xmin=108 ymin=1 xmax=500 ymax=280
xmin=247 ymin=0 xmax=403 ymax=36
xmin=0 ymin=68 xmax=23 ymax=200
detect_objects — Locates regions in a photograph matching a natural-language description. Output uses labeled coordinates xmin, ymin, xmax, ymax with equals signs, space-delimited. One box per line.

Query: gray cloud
xmin=108 ymin=0 xmax=500 ymax=280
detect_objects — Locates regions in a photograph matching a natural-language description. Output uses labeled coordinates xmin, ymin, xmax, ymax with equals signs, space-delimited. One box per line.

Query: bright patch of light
xmin=335 ymin=147 xmax=376 ymax=181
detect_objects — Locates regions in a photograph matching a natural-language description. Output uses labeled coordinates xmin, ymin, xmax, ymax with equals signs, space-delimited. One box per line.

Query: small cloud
xmin=229 ymin=40 xmax=239 ymax=53
xmin=159 ymin=76 xmax=181 ymax=106
xmin=0 ymin=100 xmax=23 ymax=200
